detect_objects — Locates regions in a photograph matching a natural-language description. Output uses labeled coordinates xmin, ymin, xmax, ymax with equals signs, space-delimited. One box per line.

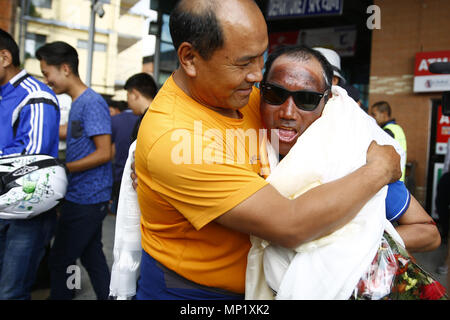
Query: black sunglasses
xmin=260 ymin=82 xmax=329 ymax=111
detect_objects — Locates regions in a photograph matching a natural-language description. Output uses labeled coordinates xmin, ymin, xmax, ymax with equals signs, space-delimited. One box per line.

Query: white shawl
xmin=245 ymin=86 xmax=405 ymax=300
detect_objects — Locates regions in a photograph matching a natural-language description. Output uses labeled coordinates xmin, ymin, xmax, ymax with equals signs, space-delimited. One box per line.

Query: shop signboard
xmin=436 ymin=104 xmax=450 ymax=155
xmin=266 ymin=0 xmax=344 ymax=20
xmin=268 ymin=25 xmax=356 ymax=57
xmin=413 ymin=50 xmax=450 ymax=92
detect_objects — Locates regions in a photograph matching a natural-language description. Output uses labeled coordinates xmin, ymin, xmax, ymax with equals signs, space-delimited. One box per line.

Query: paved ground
xmin=31 ymin=213 xmax=449 ymax=300
xmin=31 ymin=213 xmax=116 ymax=300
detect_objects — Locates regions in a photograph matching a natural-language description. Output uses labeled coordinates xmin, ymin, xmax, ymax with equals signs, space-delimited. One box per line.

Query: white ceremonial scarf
xmin=109 ymin=141 xmax=142 ymax=300
xmin=245 ymin=85 xmax=405 ymax=300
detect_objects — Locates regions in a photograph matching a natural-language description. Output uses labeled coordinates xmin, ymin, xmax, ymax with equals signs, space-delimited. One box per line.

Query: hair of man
xmin=262 ymin=45 xmax=334 ymax=93
xmin=169 ymin=0 xmax=224 ymax=60
xmin=35 ymin=41 xmax=80 ymax=77
xmin=0 ymin=28 xmax=20 ymax=67
xmin=115 ymin=100 xmax=128 ymax=112
xmin=107 ymin=99 xmax=128 ymax=112
xmin=124 ymin=72 xmax=158 ymax=99
xmin=371 ymin=101 xmax=392 ymax=117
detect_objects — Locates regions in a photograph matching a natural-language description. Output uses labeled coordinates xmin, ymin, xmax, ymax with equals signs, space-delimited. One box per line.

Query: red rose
xmin=356 ymin=279 xmax=367 ymax=295
xmin=394 ymin=254 xmax=409 ymax=275
xmin=420 ymin=281 xmax=447 ymax=300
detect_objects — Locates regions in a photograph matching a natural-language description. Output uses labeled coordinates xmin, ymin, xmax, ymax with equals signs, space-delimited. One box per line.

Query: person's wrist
xmin=363 ymin=161 xmax=391 ymax=188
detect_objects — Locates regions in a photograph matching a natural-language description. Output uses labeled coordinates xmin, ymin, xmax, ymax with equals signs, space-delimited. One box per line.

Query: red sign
xmin=268 ymin=26 xmax=357 ymax=56
xmin=414 ymin=51 xmax=450 ymax=76
xmin=268 ymin=31 xmax=299 ymax=53
xmin=414 ymin=51 xmax=450 ymax=92
xmin=436 ymin=104 xmax=450 ymax=155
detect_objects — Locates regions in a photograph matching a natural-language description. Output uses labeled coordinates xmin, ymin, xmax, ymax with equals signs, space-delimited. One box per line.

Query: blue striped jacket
xmin=0 ymin=70 xmax=60 ymax=157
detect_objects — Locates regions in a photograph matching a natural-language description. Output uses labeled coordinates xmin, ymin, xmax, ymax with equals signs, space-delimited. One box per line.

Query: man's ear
xmin=61 ymin=63 xmax=72 ymax=77
xmin=130 ymin=88 xmax=140 ymax=101
xmin=0 ymin=49 xmax=13 ymax=68
xmin=177 ymin=42 xmax=197 ymax=78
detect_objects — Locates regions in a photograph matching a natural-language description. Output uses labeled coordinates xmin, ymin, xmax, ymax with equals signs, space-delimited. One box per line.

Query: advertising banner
xmin=435 ymin=104 xmax=450 ymax=155
xmin=413 ymin=51 xmax=450 ymax=93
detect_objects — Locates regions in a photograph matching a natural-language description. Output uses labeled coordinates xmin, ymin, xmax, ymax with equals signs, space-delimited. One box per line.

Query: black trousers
xmin=435 ymin=172 xmax=450 ymax=242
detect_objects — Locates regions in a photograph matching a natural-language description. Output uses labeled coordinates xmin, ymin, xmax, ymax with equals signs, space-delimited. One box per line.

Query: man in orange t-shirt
xmin=134 ymin=0 xmax=401 ymax=299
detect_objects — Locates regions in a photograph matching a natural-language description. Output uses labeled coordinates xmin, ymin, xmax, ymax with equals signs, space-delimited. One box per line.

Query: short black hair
xmin=169 ymin=0 xmax=223 ymax=60
xmin=0 ymin=28 xmax=20 ymax=67
xmin=371 ymin=101 xmax=392 ymax=117
xmin=106 ymin=98 xmax=128 ymax=112
xmin=263 ymin=45 xmax=334 ymax=92
xmin=35 ymin=41 xmax=79 ymax=76
xmin=124 ymin=73 xmax=158 ymax=99
xmin=114 ymin=100 xmax=128 ymax=112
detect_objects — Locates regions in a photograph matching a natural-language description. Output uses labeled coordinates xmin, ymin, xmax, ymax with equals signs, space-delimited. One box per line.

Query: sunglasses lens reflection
xmin=294 ymin=93 xmax=322 ymax=111
xmin=262 ymin=85 xmax=286 ymax=105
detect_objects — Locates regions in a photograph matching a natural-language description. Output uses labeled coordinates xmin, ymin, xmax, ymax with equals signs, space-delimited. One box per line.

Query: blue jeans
xmin=49 ymin=200 xmax=110 ymax=300
xmin=0 ymin=209 xmax=57 ymax=300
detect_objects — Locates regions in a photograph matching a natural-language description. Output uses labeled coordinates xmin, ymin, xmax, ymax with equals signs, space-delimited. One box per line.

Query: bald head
xmin=170 ymin=0 xmax=262 ymax=60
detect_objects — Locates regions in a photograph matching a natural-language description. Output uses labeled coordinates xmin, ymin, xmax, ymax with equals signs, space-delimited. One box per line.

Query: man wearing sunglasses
xmin=131 ymin=0 xmax=403 ymax=300
xmin=260 ymin=45 xmax=440 ymax=253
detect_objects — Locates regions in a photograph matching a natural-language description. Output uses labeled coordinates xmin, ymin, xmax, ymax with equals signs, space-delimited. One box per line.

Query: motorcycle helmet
xmin=0 ymin=154 xmax=68 ymax=219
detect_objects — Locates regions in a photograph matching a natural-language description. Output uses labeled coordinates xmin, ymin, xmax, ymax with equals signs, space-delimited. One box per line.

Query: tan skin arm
xmin=216 ymin=141 xmax=401 ymax=249
xmin=130 ymin=140 xmax=438 ymax=252
xmin=395 ymin=195 xmax=441 ymax=252
xmin=65 ymin=134 xmax=112 ymax=173
xmin=130 ymin=142 xmax=401 ymax=249
xmin=111 ymin=143 xmax=116 ymax=160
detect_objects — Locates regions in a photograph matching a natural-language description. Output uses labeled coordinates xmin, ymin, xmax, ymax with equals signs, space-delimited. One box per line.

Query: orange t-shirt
xmin=135 ymin=76 xmax=269 ymax=294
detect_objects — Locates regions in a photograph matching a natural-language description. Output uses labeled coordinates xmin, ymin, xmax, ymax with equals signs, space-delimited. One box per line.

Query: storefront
xmin=259 ymin=0 xmax=373 ymax=108
xmin=369 ymin=0 xmax=450 ymax=211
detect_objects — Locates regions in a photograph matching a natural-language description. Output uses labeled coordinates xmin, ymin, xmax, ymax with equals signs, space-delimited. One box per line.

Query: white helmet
xmin=313 ymin=47 xmax=346 ymax=84
xmin=0 ymin=154 xmax=68 ymax=219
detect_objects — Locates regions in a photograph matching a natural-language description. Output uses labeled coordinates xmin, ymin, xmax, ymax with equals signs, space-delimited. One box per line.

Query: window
xmin=25 ymin=33 xmax=47 ymax=59
xmin=31 ymin=0 xmax=52 ymax=9
xmin=77 ymin=40 xmax=107 ymax=52
xmin=157 ymin=14 xmax=178 ymax=85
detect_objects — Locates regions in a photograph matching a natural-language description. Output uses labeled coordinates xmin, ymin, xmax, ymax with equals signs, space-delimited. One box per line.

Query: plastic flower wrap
xmin=351 ymin=232 xmax=448 ymax=300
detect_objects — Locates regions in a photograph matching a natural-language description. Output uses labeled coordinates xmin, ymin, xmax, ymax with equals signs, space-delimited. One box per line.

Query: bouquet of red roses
xmin=351 ymin=232 xmax=448 ymax=300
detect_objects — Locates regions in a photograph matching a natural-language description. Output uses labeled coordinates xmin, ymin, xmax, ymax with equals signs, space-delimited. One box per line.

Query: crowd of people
xmin=0 ymin=0 xmax=448 ymax=301
xmin=0 ymin=29 xmax=158 ymax=299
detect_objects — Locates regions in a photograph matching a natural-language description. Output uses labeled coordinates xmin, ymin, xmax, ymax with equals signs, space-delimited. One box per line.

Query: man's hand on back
xmin=366 ymin=141 xmax=401 ymax=185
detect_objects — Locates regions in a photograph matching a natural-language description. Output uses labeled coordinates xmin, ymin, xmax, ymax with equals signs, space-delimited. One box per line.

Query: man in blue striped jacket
xmin=0 ymin=29 xmax=60 ymax=299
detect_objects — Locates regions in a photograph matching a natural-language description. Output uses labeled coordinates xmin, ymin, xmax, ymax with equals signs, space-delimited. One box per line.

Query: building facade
xmin=0 ymin=0 xmax=18 ymax=33
xmin=15 ymin=0 xmax=147 ymax=98
xmin=369 ymin=0 xmax=450 ymax=213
